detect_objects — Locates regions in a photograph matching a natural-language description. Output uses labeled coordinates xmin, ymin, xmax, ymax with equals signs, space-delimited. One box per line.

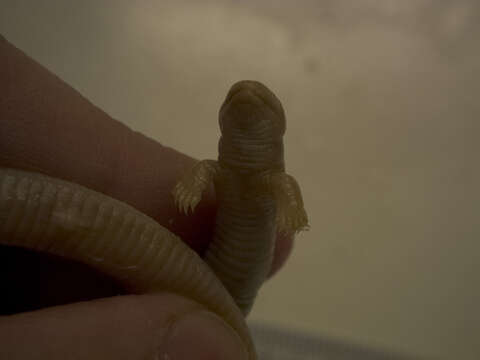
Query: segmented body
xmin=206 ymin=168 xmax=277 ymax=314
xmin=0 ymin=167 xmax=255 ymax=359
xmin=174 ymin=80 xmax=309 ymax=315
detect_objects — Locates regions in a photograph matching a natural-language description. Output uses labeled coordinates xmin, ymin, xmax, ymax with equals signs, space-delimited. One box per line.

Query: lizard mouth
xmin=0 ymin=245 xmax=126 ymax=315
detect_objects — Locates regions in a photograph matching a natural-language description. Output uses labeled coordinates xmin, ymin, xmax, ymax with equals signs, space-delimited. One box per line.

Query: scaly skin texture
xmin=0 ymin=81 xmax=308 ymax=360
xmin=173 ymin=81 xmax=309 ymax=315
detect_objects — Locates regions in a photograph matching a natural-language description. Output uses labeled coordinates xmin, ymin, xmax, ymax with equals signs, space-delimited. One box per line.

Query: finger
xmin=0 ymin=36 xmax=213 ymax=253
xmin=269 ymin=232 xmax=294 ymax=277
xmin=0 ymin=35 xmax=292 ymax=270
xmin=0 ymin=293 xmax=248 ymax=360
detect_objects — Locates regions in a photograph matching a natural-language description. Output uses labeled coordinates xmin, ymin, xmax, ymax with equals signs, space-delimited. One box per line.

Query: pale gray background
xmin=1 ymin=1 xmax=479 ymax=359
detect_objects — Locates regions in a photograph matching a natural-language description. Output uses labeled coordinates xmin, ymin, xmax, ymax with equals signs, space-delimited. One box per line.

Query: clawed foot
xmin=276 ymin=201 xmax=309 ymax=234
xmin=267 ymin=172 xmax=310 ymax=234
xmin=172 ymin=180 xmax=202 ymax=214
xmin=172 ymin=160 xmax=219 ymax=215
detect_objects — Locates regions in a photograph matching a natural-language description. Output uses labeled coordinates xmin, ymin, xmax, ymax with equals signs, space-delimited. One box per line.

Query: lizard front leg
xmin=264 ymin=172 xmax=309 ymax=234
xmin=172 ymin=159 xmax=220 ymax=214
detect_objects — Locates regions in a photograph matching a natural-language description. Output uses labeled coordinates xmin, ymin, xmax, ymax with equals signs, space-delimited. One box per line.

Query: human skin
xmin=0 ymin=35 xmax=293 ymax=359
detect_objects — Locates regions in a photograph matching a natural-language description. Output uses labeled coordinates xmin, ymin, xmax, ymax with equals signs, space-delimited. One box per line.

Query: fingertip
xmin=163 ymin=309 xmax=249 ymax=360
xmin=269 ymin=232 xmax=294 ymax=277
xmin=0 ymin=293 xmax=248 ymax=360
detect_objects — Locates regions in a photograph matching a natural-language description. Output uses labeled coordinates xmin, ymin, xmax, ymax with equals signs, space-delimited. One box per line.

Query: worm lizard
xmin=0 ymin=80 xmax=308 ymax=360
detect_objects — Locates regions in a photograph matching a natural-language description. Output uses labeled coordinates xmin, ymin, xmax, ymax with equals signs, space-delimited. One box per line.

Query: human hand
xmin=0 ymin=35 xmax=293 ymax=359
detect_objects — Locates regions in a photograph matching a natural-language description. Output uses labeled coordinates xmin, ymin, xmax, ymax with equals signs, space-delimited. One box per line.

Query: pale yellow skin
xmin=0 ymin=167 xmax=256 ymax=359
xmin=0 ymin=81 xmax=308 ymax=360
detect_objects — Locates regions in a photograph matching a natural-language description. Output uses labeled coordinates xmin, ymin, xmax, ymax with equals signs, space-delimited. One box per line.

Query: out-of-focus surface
xmin=250 ymin=322 xmax=418 ymax=360
xmin=1 ymin=1 xmax=478 ymax=358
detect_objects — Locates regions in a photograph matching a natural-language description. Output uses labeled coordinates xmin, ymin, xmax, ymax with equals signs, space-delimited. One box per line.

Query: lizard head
xmin=218 ymin=81 xmax=286 ymax=173
xmin=219 ymin=80 xmax=286 ymax=138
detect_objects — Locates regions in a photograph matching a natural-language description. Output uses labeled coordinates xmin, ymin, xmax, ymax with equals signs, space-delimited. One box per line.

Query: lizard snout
xmin=219 ymin=80 xmax=285 ymax=136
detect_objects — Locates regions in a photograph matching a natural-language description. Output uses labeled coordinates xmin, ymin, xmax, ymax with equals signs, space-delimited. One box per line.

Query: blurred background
xmin=1 ymin=1 xmax=479 ymax=358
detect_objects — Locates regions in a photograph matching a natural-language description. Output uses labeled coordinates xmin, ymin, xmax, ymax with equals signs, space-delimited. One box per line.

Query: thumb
xmin=0 ymin=293 xmax=249 ymax=360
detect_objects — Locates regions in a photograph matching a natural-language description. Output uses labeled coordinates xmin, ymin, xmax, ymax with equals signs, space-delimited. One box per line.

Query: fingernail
xmin=160 ymin=310 xmax=249 ymax=360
